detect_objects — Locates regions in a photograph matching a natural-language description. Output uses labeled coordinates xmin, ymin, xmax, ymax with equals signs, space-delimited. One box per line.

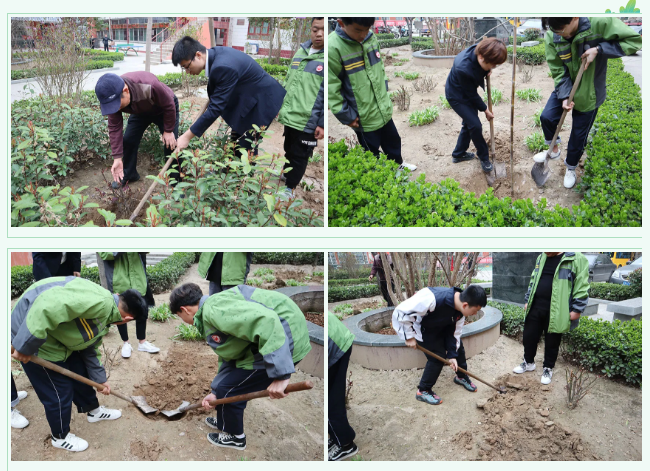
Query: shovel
xmin=129 ymin=153 xmax=178 ymax=222
xmin=485 ymin=75 xmax=497 ymax=187
xmin=11 ymin=347 xmax=158 ymax=414
xmin=531 ymin=58 xmax=587 ymax=187
xmin=415 ymin=344 xmax=506 ymax=394
xmin=161 ymin=380 xmax=314 ymax=418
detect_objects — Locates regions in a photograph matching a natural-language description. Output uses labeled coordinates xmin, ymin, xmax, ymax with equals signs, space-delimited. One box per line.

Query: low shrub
xmin=328 ymin=284 xmax=381 ymax=302
xmin=328 ymin=277 xmax=374 ymax=287
xmin=84 ymin=50 xmax=125 ymax=61
xmin=333 ymin=303 xmax=354 ymax=316
xmin=146 ymin=252 xmax=196 ymax=294
xmin=148 ymin=303 xmax=177 ymax=322
xmin=628 ymin=268 xmax=642 ymax=297
xmin=259 ymin=63 xmax=289 ymax=76
xmin=157 ymin=70 xmax=208 ymax=88
xmin=524 ymin=132 xmax=548 ymax=152
xmin=11 ymin=59 xmax=114 ymax=80
xmin=507 ymin=44 xmax=546 ymax=65
xmin=85 ymin=59 xmax=114 ymax=70
xmin=588 ymin=282 xmax=637 ymax=301
xmin=253 ymin=267 xmax=274 ymax=276
xmin=12 ymin=263 xmax=101 ymax=298
xmin=408 ymin=106 xmax=440 ymax=126
xmin=377 ymin=37 xmax=410 ymax=49
xmin=489 ymin=301 xmax=526 ymax=338
xmin=508 ymin=36 xmax=523 ymax=45
xmin=252 ymin=252 xmax=324 ymax=265
xmin=410 ymin=39 xmax=434 ymax=52
xmin=172 ymin=323 xmax=203 ymax=341
xmin=285 ymin=279 xmax=307 ymax=286
xmin=483 ymin=88 xmax=505 ymax=106
xmin=523 ymin=29 xmax=542 ymax=41
xmin=255 ymin=57 xmax=291 ymax=67
xmin=516 ymin=88 xmax=543 ymax=102
xmin=375 ymin=33 xmax=395 ymax=40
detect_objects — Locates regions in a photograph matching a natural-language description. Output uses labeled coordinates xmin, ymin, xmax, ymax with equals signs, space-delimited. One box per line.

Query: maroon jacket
xmin=106 ymin=71 xmax=177 ymax=159
xmin=371 ymin=255 xmax=390 ymax=282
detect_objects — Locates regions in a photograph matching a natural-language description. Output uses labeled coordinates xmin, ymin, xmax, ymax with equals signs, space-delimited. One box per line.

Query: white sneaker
xmin=513 ymin=360 xmax=536 ymax=374
xmin=137 ymin=341 xmax=160 ymax=354
xmin=11 ymin=409 xmax=29 ymax=429
xmin=397 ymin=162 xmax=417 ymax=171
xmin=17 ymin=391 xmax=28 ymax=401
xmin=51 ymin=433 xmax=88 ymax=452
xmin=541 ymin=367 xmax=553 ymax=385
xmin=564 ymin=169 xmax=577 ymax=188
xmin=87 ymin=405 xmax=122 ymax=423
xmin=121 ymin=343 xmax=132 ymax=358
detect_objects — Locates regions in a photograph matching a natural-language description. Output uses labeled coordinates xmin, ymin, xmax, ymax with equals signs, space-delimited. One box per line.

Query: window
xmin=129 ymin=28 xmax=146 ymax=42
xmin=619 ymin=252 xmax=632 ymax=259
xmin=113 ymin=29 xmax=126 ymax=40
xmin=262 ymin=22 xmax=268 ymax=34
xmin=237 ymin=19 xmax=245 ymax=25
xmin=248 ymin=24 xmax=255 ymax=34
xmin=328 ymin=253 xmax=339 ymax=266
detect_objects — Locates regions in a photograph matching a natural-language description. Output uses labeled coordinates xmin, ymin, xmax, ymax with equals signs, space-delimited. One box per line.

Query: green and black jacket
xmin=97 ymin=252 xmax=154 ymax=306
xmin=328 ymin=25 xmax=392 ymax=132
xmin=545 ymin=17 xmax=641 ymax=112
xmin=328 ymin=312 xmax=355 ymax=368
xmin=11 ymin=277 xmax=122 ymax=383
xmin=278 ymin=40 xmax=324 ymax=134
xmin=198 ymin=252 xmax=253 ymax=286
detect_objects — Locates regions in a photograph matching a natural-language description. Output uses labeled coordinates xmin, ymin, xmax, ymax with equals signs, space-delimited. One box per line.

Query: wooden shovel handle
xmin=415 ymin=344 xmax=501 ymax=393
xmin=181 ymin=380 xmax=314 ymax=413
xmin=11 ymin=346 xmax=134 ymax=404
xmin=129 ymin=154 xmax=178 ymax=222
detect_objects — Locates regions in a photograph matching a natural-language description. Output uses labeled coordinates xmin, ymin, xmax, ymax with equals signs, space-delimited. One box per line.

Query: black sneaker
xmin=207 ymin=432 xmax=246 ymax=450
xmin=205 ymin=417 xmax=220 ymax=430
xmin=481 ymin=160 xmax=494 ymax=173
xmin=328 ymin=442 xmax=358 ymax=461
xmin=452 ymin=152 xmax=475 ymax=163
xmin=328 ymin=438 xmax=335 ymax=451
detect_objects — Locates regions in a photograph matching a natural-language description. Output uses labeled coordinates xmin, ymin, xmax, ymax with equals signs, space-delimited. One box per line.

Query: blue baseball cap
xmin=95 ymin=73 xmax=125 ymax=115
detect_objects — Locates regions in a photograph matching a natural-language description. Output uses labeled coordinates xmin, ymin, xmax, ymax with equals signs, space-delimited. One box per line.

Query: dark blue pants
xmin=123 ymin=95 xmax=181 ymax=184
xmin=417 ymin=333 xmax=469 ymax=392
xmin=540 ymin=90 xmax=599 ymax=169
xmin=208 ymin=283 xmax=236 ymax=296
xmin=354 ymin=119 xmax=403 ymax=164
xmin=211 ymin=362 xmax=275 ymax=435
xmin=21 ymin=351 xmax=100 ymax=439
xmin=449 ymin=100 xmax=489 ymax=162
xmin=328 ymin=347 xmax=355 ymax=447
xmin=11 ymin=375 xmax=19 ymax=407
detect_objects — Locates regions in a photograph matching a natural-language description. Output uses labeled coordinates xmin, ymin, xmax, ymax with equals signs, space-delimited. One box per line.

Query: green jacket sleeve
xmin=545 ymin=33 xmax=574 ymax=100
xmin=328 ymin=44 xmax=357 ymax=125
xmin=524 ymin=254 xmax=542 ymax=305
xmin=569 ymin=256 xmax=589 ymax=313
xmin=78 ymin=340 xmax=107 ymax=383
xmin=98 ymin=252 xmax=120 ymax=261
xmin=377 ymin=44 xmax=389 ymax=91
xmin=283 ymin=56 xmax=296 ymax=89
xmin=594 ymin=17 xmax=642 ymax=58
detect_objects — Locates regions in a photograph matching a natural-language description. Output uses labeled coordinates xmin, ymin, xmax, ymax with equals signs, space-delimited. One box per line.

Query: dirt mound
xmin=305 ymin=312 xmax=324 ymax=327
xmin=376 ymin=326 xmax=396 ymax=335
xmin=130 ymin=437 xmax=165 ymax=460
xmin=454 ymin=373 xmax=599 ymax=461
xmin=133 ymin=342 xmax=218 ymax=416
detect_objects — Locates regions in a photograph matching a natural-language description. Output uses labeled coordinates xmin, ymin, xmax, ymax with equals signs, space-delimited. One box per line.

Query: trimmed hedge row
xmin=329 ymin=268 xmax=372 ymax=279
xmin=157 ymin=70 xmax=208 ymax=88
xmin=328 ymin=277 xmax=373 ymax=287
xmin=376 ymin=33 xmax=396 ymax=40
xmin=255 ymin=57 xmax=292 ymax=67
xmin=489 ymin=301 xmax=642 ymax=385
xmin=11 ymin=252 xmax=195 ymax=299
xmin=251 ymin=252 xmax=324 ymax=266
xmin=11 ymin=59 xmax=114 ymax=80
xmin=378 ymin=37 xmax=410 ymax=49
xmin=328 ymin=60 xmax=641 ymax=227
xmin=258 ymin=63 xmax=289 ymax=76
xmin=328 ymin=284 xmax=381 ymax=302
xmin=507 ymin=44 xmax=546 ymax=65
xmin=589 ymin=282 xmax=638 ymax=301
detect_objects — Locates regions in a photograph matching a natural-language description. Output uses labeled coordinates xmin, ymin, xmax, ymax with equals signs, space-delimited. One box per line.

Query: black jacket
xmin=32 ymin=252 xmax=81 ymax=281
xmin=445 ymin=45 xmax=488 ymax=112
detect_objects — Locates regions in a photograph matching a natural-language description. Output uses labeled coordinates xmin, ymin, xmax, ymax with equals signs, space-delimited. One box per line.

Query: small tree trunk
xmin=208 ymin=17 xmax=216 ymax=47
xmin=268 ymin=18 xmax=275 ymax=63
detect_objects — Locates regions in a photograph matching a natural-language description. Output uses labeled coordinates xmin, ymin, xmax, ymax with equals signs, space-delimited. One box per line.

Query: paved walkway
xmin=11 ymin=54 xmax=179 ymax=102
xmin=622 ymin=50 xmax=642 ymax=93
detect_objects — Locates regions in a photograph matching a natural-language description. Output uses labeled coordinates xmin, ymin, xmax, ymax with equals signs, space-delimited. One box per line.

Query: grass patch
xmin=438 ymin=95 xmax=451 ymax=109
xmin=524 ymin=132 xmax=549 ymax=153
xmin=532 ymin=107 xmax=543 ymax=127
xmin=285 ymin=279 xmax=307 ymax=286
xmin=148 ymin=303 xmax=177 ymax=323
xmin=247 ymin=277 xmax=264 ymax=287
xmin=314 ymin=271 xmax=324 ymax=277
xmin=483 ymin=88 xmax=505 ymax=106
xmin=172 ymin=324 xmax=203 ymax=341
xmin=333 ymin=303 xmax=354 ymax=317
xmin=253 ymin=267 xmax=274 ymax=276
xmin=408 ymin=106 xmax=440 ymax=126
xmin=516 ymin=88 xmax=543 ymax=103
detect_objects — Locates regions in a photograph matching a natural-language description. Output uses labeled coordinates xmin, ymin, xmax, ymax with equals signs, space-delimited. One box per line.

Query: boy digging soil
xmin=445 ymin=37 xmax=508 ymax=174
xmin=169 ymin=283 xmax=311 ymax=451
xmin=329 ymin=17 xmax=417 ymax=171
xmin=536 ymin=17 xmax=641 ymax=189
xmin=393 ymin=285 xmax=487 ymax=405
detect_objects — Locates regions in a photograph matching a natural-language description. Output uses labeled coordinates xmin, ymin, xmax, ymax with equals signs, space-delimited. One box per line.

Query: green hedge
xmin=589 ymin=282 xmax=637 ymax=301
xmin=251 ymin=252 xmax=324 ymax=265
xmin=88 ymin=52 xmax=124 ymax=62
xmin=490 ymin=301 xmax=642 ymax=385
xmin=328 ymin=277 xmax=374 ymax=287
xmin=12 ymin=265 xmax=100 ymax=298
xmin=508 ymin=36 xmax=524 ymax=45
xmin=329 ymin=268 xmax=372 ymax=279
xmin=259 ymin=63 xmax=289 ymax=76
xmin=156 ymin=70 xmax=208 ymax=88
xmin=11 ymin=59 xmax=114 ymax=80
xmin=410 ymin=40 xmax=434 ymax=52
xmin=85 ymin=59 xmax=114 ymax=70
xmin=328 ymin=284 xmax=381 ymax=302
xmin=507 ymin=44 xmax=546 ymax=65
xmin=378 ymin=37 xmax=410 ymax=49
xmin=328 ymin=60 xmax=641 ymax=227
xmin=376 ymin=33 xmax=396 ymax=40
xmin=255 ymin=57 xmax=292 ymax=67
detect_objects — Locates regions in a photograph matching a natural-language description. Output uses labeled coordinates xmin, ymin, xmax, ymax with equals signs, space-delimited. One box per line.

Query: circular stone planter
xmin=342 ymin=305 xmax=502 ymax=370
xmin=275 ymin=285 xmax=324 ymax=378
xmin=412 ymin=50 xmax=457 ymax=68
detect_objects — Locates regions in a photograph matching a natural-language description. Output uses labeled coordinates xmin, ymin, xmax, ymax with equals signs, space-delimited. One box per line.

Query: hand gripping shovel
xmin=531 ymin=58 xmax=587 ymax=187
xmin=161 ymin=380 xmax=314 ymax=418
xmin=415 ymin=344 xmax=506 ymax=394
xmin=11 ymin=347 xmax=158 ymax=414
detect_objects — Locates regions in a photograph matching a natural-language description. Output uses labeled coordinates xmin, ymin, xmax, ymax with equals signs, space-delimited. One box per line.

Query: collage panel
xmin=10 ymin=251 xmax=324 ymax=460
xmin=10 ymin=16 xmax=324 ymax=229
xmin=327 ymin=251 xmax=642 ymax=461
xmin=327 ymin=16 xmax=642 ymax=227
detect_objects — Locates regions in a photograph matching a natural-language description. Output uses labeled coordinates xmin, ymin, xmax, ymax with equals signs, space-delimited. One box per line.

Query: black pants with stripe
xmin=355 ymin=119 xmax=404 ymax=165
xmin=21 ymin=351 xmax=100 ymax=438
xmin=417 ymin=332 xmax=469 ymax=392
xmin=211 ymin=362 xmax=275 ymax=435
xmin=328 ymin=347 xmax=355 ymax=447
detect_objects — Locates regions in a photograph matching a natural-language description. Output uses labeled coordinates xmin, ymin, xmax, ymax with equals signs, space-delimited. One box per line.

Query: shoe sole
xmin=452 ymin=157 xmax=474 ymax=163
xmin=205 ymin=418 xmax=220 ymax=430
xmin=87 ymin=416 xmax=121 ymax=423
xmin=138 ymin=350 xmax=160 ymax=353
xmin=416 ymin=396 xmax=442 ymax=405
xmin=333 ymin=447 xmax=359 ymax=461
xmin=52 ymin=442 xmax=88 ymax=452
xmin=11 ymin=422 xmax=29 ymax=429
xmin=206 ymin=434 xmax=246 ymax=450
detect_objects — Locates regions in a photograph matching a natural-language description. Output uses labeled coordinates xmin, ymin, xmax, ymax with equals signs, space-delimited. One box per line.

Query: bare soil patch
xmin=305 ymin=312 xmax=324 ymax=327
xmin=328 ymin=44 xmax=585 ymax=210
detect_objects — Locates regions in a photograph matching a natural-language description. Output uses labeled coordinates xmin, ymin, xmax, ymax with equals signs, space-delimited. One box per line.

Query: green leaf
xmin=273 ymin=212 xmax=287 ymax=227
xmin=115 ymin=219 xmax=133 ymax=226
xmin=263 ymin=194 xmax=275 ymax=212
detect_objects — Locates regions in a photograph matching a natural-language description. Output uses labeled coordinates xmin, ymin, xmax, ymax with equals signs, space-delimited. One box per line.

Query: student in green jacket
xmin=169 ymin=283 xmax=311 ymax=451
xmin=97 ymin=252 xmax=160 ymax=358
xmin=198 ymin=252 xmax=253 ymax=295
xmin=537 ymin=17 xmax=641 ymax=189
xmin=329 ymin=17 xmax=417 ymax=171
xmin=11 ymin=277 xmax=148 ymax=452
xmin=513 ymin=252 xmax=589 ymax=385
xmin=277 ymin=17 xmax=325 ymax=199
xmin=327 ymin=313 xmax=358 ymax=461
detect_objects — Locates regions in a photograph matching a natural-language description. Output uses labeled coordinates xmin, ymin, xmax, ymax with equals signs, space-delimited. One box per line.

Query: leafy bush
xmin=377 ymin=37 xmax=410 ymax=49
xmin=483 ymin=88 xmax=505 ymax=106
xmin=489 ymin=301 xmax=526 ymax=338
xmin=157 ymin=70 xmax=208 ymax=88
xmin=438 ymin=95 xmax=451 ymax=109
xmin=328 ymin=277 xmax=373 ymax=287
xmin=84 ymin=50 xmax=125 ymax=62
xmin=588 ymin=282 xmax=637 ymax=301
xmin=628 ymin=268 xmax=642 ymax=297
xmin=508 ymin=36 xmax=523 ymax=45
xmin=408 ymin=106 xmax=440 ymax=126
xmin=172 ymin=324 xmax=203 ymax=341
xmin=11 ymin=264 xmax=97 ymax=298
xmin=146 ymin=252 xmax=196 ymax=294
xmin=314 ymin=271 xmax=324 ymax=277
xmin=258 ymin=63 xmax=289 ymax=76
xmin=12 ymin=185 xmax=100 ymax=227
xmin=375 ymin=33 xmax=395 ymax=40
xmin=524 ymin=132 xmax=548 ymax=153
xmin=253 ymin=267 xmax=274 ymax=276
xmin=523 ymin=29 xmax=542 ymax=41
xmin=328 ymin=284 xmax=381 ymax=302
xmin=507 ymin=44 xmax=546 ymax=65
xmin=11 ymin=59 xmax=114 ymax=80
xmin=252 ymin=252 xmax=324 ymax=265
xmin=255 ymin=57 xmax=291 ymax=67
xmin=149 ymin=303 xmax=177 ymax=322
xmin=516 ymin=88 xmax=543 ymax=102
xmin=84 ymin=59 xmax=114 ymax=70
xmin=410 ymin=39 xmax=434 ymax=51
xmin=329 ymin=268 xmax=372 ymax=280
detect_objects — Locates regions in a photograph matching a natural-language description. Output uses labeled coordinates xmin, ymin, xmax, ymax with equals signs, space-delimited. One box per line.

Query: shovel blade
xmin=161 ymin=401 xmax=191 ymax=418
xmin=131 ymin=396 xmax=159 ymax=414
xmin=531 ymin=161 xmax=550 ymax=187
